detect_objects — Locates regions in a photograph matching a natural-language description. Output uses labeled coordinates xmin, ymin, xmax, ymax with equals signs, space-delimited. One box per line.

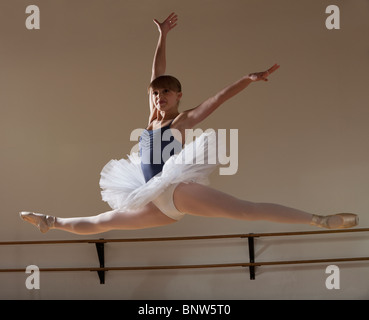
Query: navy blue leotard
xmin=139 ymin=120 xmax=182 ymax=183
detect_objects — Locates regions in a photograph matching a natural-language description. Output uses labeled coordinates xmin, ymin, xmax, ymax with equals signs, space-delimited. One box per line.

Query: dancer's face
xmin=151 ymin=87 xmax=182 ymax=111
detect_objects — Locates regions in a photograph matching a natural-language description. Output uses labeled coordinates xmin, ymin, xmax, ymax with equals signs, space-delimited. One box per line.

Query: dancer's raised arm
xmin=149 ymin=13 xmax=178 ymax=124
xmin=151 ymin=12 xmax=178 ymax=81
xmin=184 ymin=64 xmax=280 ymax=127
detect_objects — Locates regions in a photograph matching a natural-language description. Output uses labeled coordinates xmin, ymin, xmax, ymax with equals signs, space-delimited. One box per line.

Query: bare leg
xmin=173 ymin=182 xmax=313 ymax=225
xmin=52 ymin=202 xmax=176 ymax=235
xmin=21 ymin=183 xmax=357 ymax=234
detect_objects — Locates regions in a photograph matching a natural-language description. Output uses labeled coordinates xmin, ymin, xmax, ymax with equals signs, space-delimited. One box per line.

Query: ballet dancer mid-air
xmin=20 ymin=13 xmax=358 ymax=234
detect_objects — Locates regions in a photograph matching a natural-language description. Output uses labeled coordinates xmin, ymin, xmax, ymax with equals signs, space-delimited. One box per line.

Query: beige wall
xmin=1 ymin=0 xmax=369 ymax=299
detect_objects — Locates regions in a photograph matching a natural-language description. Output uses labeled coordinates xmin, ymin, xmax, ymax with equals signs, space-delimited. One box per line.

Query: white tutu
xmin=99 ymin=130 xmax=222 ymax=211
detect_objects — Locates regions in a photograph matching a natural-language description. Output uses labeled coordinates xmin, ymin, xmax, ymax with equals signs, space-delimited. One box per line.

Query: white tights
xmin=52 ymin=183 xmax=314 ymax=235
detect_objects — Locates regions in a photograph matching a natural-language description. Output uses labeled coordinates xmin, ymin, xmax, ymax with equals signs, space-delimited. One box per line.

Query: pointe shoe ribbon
xmin=19 ymin=211 xmax=55 ymax=233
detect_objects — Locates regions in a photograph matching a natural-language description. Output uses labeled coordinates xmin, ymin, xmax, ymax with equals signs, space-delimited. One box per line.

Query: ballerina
xmin=20 ymin=12 xmax=358 ymax=234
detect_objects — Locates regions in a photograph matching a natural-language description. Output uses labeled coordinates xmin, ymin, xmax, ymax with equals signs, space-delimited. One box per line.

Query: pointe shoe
xmin=311 ymin=213 xmax=359 ymax=229
xmin=19 ymin=211 xmax=55 ymax=233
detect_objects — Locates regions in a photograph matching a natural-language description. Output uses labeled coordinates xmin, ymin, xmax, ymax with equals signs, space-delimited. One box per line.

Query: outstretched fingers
xmin=166 ymin=13 xmax=178 ymax=30
xmin=267 ymin=63 xmax=280 ymax=75
xmin=166 ymin=12 xmax=178 ymax=24
xmin=263 ymin=64 xmax=280 ymax=81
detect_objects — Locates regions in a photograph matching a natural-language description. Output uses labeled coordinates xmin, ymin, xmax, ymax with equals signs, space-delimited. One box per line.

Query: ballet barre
xmin=1 ymin=228 xmax=369 ymax=284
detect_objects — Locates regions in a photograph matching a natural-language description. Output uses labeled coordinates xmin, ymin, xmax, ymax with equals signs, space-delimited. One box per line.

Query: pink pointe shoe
xmin=311 ymin=213 xmax=359 ymax=229
xmin=19 ymin=211 xmax=55 ymax=233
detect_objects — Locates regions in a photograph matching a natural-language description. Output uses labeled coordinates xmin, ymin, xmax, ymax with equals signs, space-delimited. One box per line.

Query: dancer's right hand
xmin=153 ymin=12 xmax=178 ymax=35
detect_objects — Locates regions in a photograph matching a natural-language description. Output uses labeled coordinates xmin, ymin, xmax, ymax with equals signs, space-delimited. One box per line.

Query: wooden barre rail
xmin=1 ymin=228 xmax=369 ymax=283
xmin=1 ymin=257 xmax=369 ymax=273
xmin=1 ymin=227 xmax=369 ymax=246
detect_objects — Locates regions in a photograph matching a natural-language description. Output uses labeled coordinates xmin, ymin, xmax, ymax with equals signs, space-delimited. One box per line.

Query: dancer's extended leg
xmin=173 ymin=183 xmax=358 ymax=228
xmin=173 ymin=182 xmax=313 ymax=225
xmin=55 ymin=203 xmax=177 ymax=234
xmin=21 ymin=203 xmax=176 ymax=235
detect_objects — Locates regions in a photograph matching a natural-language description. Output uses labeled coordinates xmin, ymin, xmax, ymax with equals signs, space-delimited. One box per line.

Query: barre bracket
xmin=95 ymin=240 xmax=105 ymax=284
xmin=248 ymin=235 xmax=256 ymax=280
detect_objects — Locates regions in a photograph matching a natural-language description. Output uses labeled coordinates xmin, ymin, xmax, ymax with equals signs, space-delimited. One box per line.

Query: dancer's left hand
xmin=249 ymin=64 xmax=280 ymax=82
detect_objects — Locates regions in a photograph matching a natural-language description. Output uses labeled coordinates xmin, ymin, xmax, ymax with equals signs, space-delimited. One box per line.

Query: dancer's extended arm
xmin=151 ymin=12 xmax=177 ymax=81
xmin=185 ymin=64 xmax=280 ymax=127
xmin=148 ymin=13 xmax=178 ymax=123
